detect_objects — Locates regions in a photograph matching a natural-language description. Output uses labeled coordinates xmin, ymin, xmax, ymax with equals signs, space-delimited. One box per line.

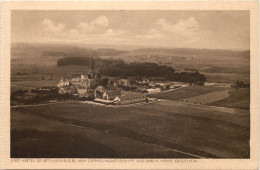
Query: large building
xmin=57 ymin=58 xmax=101 ymax=97
xmin=94 ymin=87 xmax=146 ymax=105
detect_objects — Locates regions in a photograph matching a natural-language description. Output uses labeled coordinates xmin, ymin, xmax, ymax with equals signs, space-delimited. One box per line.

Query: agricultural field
xmin=148 ymin=86 xmax=249 ymax=110
xmin=180 ymin=90 xmax=230 ymax=104
xmin=201 ymin=72 xmax=250 ymax=84
xmin=147 ymin=86 xmax=228 ymax=101
xmin=11 ymin=80 xmax=59 ymax=91
xmin=208 ymin=88 xmax=250 ymax=110
xmin=11 ymin=101 xmax=249 ymax=158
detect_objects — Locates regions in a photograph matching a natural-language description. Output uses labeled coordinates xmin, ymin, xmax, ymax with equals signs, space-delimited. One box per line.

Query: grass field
xmin=11 ymin=101 xmax=249 ymax=158
xmin=147 ymin=86 xmax=228 ymax=101
xmin=12 ymin=129 xmax=117 ymax=158
xmin=208 ymin=88 xmax=250 ymax=110
xmin=11 ymin=79 xmax=59 ymax=91
xmin=201 ymin=72 xmax=250 ymax=84
xmin=181 ymin=90 xmax=230 ymax=104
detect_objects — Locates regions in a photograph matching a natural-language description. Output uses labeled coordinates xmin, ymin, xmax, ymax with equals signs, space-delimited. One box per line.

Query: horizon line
xmin=11 ymin=41 xmax=250 ymax=52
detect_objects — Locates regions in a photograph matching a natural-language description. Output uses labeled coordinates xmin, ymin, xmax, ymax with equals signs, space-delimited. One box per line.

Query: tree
xmin=100 ymin=77 xmax=109 ymax=86
xmin=109 ymin=80 xmax=114 ymax=86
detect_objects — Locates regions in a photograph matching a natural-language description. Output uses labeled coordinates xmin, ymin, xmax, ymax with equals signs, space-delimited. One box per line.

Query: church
xmin=57 ymin=58 xmax=101 ymax=97
xmin=80 ymin=58 xmax=101 ymax=89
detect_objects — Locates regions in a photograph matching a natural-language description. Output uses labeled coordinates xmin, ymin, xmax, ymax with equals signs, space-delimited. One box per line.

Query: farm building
xmin=103 ymin=90 xmax=122 ymax=100
xmin=137 ymin=78 xmax=150 ymax=85
xmin=117 ymin=79 xmax=131 ymax=87
xmin=95 ymin=86 xmax=121 ymax=100
xmin=77 ymin=86 xmax=88 ymax=97
xmin=94 ymin=88 xmax=146 ymax=105
xmin=94 ymin=86 xmax=107 ymax=98
xmin=149 ymin=81 xmax=156 ymax=87
xmin=118 ymin=91 xmax=146 ymax=105
xmin=144 ymin=88 xmax=161 ymax=93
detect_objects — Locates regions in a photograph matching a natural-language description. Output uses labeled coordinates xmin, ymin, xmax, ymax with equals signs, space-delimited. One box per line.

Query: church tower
xmin=89 ymin=58 xmax=95 ymax=77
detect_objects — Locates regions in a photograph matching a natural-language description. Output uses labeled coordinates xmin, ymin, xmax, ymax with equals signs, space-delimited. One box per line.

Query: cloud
xmin=76 ymin=16 xmax=109 ymax=34
xmin=68 ymin=29 xmax=79 ymax=39
xmin=91 ymin=16 xmax=109 ymax=27
xmin=42 ymin=19 xmax=65 ymax=34
xmin=104 ymin=29 xmax=116 ymax=36
xmin=140 ymin=17 xmax=203 ymax=47
xmin=69 ymin=29 xmax=79 ymax=35
xmin=134 ymin=17 xmax=200 ymax=46
xmin=76 ymin=22 xmax=94 ymax=33
xmin=136 ymin=28 xmax=165 ymax=40
xmin=39 ymin=16 xmax=127 ymax=44
xmin=39 ymin=17 xmax=201 ymax=48
xmin=157 ymin=17 xmax=199 ymax=37
xmin=39 ymin=16 xmax=203 ymax=48
xmin=103 ymin=29 xmax=127 ymax=37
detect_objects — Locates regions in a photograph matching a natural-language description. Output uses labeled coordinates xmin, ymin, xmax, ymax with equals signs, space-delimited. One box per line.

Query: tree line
xmin=57 ymin=57 xmax=206 ymax=85
xmin=99 ymin=62 xmax=206 ymax=85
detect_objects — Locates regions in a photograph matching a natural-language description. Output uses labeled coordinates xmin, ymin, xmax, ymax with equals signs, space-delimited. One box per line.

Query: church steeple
xmin=89 ymin=58 xmax=95 ymax=76
xmin=90 ymin=58 xmax=94 ymax=70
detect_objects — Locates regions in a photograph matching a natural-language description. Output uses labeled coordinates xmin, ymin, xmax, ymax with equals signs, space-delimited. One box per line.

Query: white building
xmin=145 ymin=88 xmax=161 ymax=93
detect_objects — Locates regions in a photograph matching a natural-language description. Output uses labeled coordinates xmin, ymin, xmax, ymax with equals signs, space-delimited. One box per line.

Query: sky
xmin=11 ymin=10 xmax=250 ymax=50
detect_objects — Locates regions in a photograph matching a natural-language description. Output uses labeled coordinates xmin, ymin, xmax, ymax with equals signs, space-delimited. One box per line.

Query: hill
xmin=97 ymin=48 xmax=129 ymax=56
xmin=12 ymin=43 xmax=130 ymax=58
xmin=133 ymin=48 xmax=250 ymax=58
xmin=57 ymin=57 xmax=124 ymax=67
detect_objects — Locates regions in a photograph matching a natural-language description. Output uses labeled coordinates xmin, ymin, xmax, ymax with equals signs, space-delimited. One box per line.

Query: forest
xmin=57 ymin=57 xmax=206 ymax=85
xmin=100 ymin=62 xmax=206 ymax=85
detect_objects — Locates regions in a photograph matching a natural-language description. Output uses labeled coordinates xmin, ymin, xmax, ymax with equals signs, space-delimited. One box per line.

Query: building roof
xmin=95 ymin=86 xmax=107 ymax=93
xmin=119 ymin=91 xmax=145 ymax=101
xmin=105 ymin=90 xmax=122 ymax=99
xmin=87 ymin=74 xmax=93 ymax=79
xmin=118 ymin=79 xmax=129 ymax=82
xmin=94 ymin=98 xmax=113 ymax=104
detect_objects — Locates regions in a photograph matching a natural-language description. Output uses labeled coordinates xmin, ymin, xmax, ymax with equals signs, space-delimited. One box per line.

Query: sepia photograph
xmin=10 ymin=9 xmax=251 ymax=158
xmin=1 ymin=1 xmax=259 ymax=169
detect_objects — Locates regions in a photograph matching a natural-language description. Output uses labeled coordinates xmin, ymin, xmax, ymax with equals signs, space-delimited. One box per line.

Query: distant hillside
xmin=133 ymin=48 xmax=250 ymax=58
xmin=42 ymin=51 xmax=67 ymax=56
xmin=12 ymin=43 xmax=249 ymax=59
xmin=12 ymin=43 xmax=130 ymax=58
xmin=11 ymin=43 xmax=98 ymax=58
xmin=97 ymin=48 xmax=129 ymax=56
xmin=57 ymin=57 xmax=125 ymax=67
